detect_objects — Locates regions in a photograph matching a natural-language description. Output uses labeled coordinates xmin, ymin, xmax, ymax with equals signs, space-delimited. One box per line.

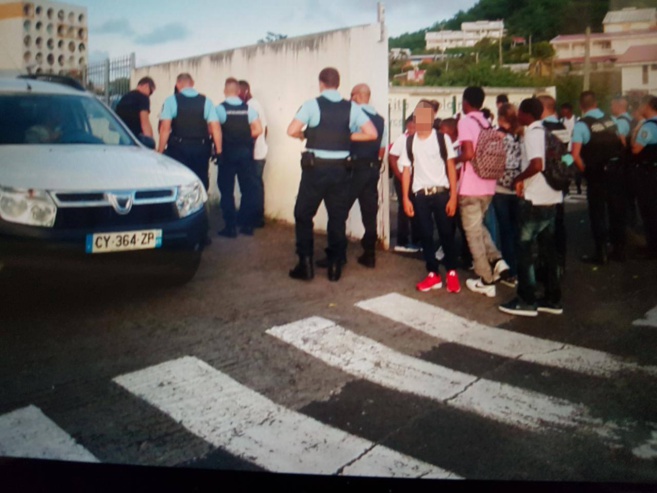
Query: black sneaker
xmin=499 ymin=298 xmax=538 ymax=317
xmin=536 ymin=299 xmax=563 ymax=315
xmin=240 ymin=226 xmax=254 ymax=236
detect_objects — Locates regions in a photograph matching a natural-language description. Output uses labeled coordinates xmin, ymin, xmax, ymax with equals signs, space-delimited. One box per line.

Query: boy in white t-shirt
xmin=399 ymin=101 xmax=461 ymax=294
xmin=499 ymin=98 xmax=563 ymax=317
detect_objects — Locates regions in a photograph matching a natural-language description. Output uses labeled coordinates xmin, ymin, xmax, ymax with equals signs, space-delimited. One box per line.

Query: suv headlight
xmin=176 ymin=181 xmax=207 ymax=218
xmin=0 ymin=187 xmax=57 ymax=227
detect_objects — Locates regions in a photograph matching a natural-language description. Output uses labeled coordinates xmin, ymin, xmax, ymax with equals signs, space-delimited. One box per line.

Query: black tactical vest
xmin=305 ymin=97 xmax=351 ymax=152
xmin=351 ymin=110 xmax=384 ymax=161
xmin=220 ymin=101 xmax=253 ymax=150
xmin=580 ymin=115 xmax=622 ymax=181
xmin=171 ymin=93 xmax=208 ymax=140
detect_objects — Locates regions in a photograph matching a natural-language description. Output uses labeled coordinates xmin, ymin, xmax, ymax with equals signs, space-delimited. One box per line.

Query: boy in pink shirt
xmin=456 ymin=87 xmax=510 ymax=297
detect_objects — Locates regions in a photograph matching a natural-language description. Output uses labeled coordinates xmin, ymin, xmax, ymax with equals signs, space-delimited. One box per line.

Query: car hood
xmin=0 ymin=145 xmax=201 ymax=191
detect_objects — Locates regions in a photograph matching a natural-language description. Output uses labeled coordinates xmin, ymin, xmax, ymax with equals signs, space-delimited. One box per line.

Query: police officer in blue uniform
xmin=287 ymin=68 xmax=377 ymax=282
xmin=344 ymin=83 xmax=385 ymax=268
xmin=632 ymin=95 xmax=657 ymax=259
xmin=572 ymin=91 xmax=624 ymax=264
xmin=158 ymin=73 xmax=222 ymax=192
xmin=216 ymin=78 xmax=263 ymax=238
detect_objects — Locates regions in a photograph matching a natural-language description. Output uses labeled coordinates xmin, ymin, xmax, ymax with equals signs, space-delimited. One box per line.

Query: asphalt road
xmin=1 ymin=198 xmax=657 ymax=487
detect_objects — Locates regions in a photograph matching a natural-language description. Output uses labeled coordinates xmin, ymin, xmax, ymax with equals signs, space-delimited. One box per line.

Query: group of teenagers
xmin=387 ymin=87 xmax=657 ymax=317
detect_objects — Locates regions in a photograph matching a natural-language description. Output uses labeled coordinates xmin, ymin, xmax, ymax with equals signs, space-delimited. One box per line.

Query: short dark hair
xmin=519 ymin=97 xmax=544 ymax=121
xmin=238 ymin=80 xmax=250 ymax=90
xmin=138 ymin=77 xmax=155 ymax=91
xmin=560 ymin=102 xmax=573 ymax=111
xmin=648 ymin=96 xmax=657 ymax=112
xmin=463 ymin=86 xmax=485 ymax=109
xmin=496 ymin=94 xmax=509 ymax=105
xmin=319 ymin=67 xmax=340 ymax=89
xmin=405 ymin=115 xmax=414 ymax=125
xmin=580 ymin=91 xmax=597 ymax=110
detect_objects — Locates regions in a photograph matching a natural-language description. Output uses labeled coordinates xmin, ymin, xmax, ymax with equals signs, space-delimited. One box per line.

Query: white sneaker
xmin=394 ymin=244 xmax=421 ymax=253
xmin=435 ymin=246 xmax=445 ymax=261
xmin=466 ymin=278 xmax=496 ymax=297
xmin=492 ymin=259 xmax=511 ymax=283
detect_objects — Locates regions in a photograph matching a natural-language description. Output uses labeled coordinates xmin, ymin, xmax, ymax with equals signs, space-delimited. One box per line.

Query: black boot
xmin=357 ymin=250 xmax=376 ymax=268
xmin=327 ymin=260 xmax=342 ymax=282
xmin=316 ymin=257 xmax=347 ymax=269
xmin=581 ymin=244 xmax=609 ymax=265
xmin=289 ymin=256 xmax=314 ymax=281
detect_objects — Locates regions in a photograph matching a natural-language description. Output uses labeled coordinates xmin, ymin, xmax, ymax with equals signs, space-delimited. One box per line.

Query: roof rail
xmin=17 ymin=74 xmax=86 ymax=91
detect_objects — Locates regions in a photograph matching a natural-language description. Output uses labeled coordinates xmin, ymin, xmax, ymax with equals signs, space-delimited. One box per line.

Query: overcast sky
xmin=79 ymin=0 xmax=478 ymax=66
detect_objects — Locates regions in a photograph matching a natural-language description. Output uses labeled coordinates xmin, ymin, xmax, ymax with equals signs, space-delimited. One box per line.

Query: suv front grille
xmin=50 ymin=188 xmax=179 ymax=230
xmin=54 ymin=203 xmax=177 ymax=229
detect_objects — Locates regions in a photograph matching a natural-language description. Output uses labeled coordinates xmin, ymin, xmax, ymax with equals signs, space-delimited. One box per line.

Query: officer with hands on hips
xmin=287 ymin=67 xmax=377 ymax=282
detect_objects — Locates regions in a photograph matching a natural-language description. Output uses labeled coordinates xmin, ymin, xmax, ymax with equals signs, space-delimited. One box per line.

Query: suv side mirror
xmin=138 ymin=135 xmax=156 ymax=150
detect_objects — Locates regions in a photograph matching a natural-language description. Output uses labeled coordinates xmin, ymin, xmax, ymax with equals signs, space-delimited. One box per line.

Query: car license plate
xmin=86 ymin=230 xmax=162 ymax=254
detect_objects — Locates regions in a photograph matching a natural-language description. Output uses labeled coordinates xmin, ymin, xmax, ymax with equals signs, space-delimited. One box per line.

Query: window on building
xmin=643 ymin=65 xmax=649 ymax=85
xmin=651 ymin=64 xmax=657 ymax=71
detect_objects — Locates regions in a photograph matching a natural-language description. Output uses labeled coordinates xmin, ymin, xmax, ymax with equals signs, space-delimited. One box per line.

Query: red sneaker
xmin=446 ymin=270 xmax=461 ymax=293
xmin=416 ymin=272 xmax=442 ymax=292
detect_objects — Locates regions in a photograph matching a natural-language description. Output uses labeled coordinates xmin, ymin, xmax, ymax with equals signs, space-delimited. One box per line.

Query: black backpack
xmin=405 ymin=131 xmax=449 ymax=171
xmin=542 ymin=127 xmax=571 ymax=192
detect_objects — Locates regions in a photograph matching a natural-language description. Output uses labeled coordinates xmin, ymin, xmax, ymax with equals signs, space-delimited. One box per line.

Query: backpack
xmin=405 ymin=130 xmax=449 ymax=171
xmin=497 ymin=131 xmax=523 ymax=190
xmin=468 ymin=116 xmax=507 ymax=180
xmin=542 ymin=127 xmax=571 ymax=192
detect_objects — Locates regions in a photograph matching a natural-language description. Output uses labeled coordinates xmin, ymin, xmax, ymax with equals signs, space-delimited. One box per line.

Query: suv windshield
xmin=0 ymin=94 xmax=135 ymax=146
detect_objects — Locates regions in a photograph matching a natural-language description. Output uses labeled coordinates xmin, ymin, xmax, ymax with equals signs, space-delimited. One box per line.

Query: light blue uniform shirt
xmin=160 ymin=88 xmax=219 ymax=122
xmin=572 ymin=109 xmax=608 ymax=145
xmin=635 ymin=118 xmax=657 ymax=147
xmin=295 ymin=90 xmax=371 ymax=159
xmin=356 ymin=104 xmax=387 ymax=148
xmin=216 ymin=97 xmax=259 ymax=124
xmin=612 ymin=112 xmax=632 ymax=138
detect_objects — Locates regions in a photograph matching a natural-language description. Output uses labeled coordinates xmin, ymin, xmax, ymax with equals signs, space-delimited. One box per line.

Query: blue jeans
xmin=517 ymin=200 xmax=561 ymax=305
xmin=493 ymin=193 xmax=520 ymax=277
xmin=414 ymin=191 xmax=458 ymax=273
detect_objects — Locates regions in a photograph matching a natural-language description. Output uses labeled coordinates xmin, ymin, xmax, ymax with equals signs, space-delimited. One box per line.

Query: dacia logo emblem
xmin=107 ymin=192 xmax=134 ymax=215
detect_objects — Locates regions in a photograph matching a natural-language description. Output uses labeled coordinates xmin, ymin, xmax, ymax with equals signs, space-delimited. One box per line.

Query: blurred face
xmin=439 ymin=125 xmax=457 ymax=141
xmin=414 ymin=107 xmax=434 ymax=132
xmin=560 ymin=107 xmax=572 ymax=119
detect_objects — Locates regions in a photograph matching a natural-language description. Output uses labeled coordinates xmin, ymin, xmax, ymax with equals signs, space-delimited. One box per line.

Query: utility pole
xmin=583 ymin=26 xmax=591 ymax=91
xmin=528 ymin=34 xmax=532 ymax=57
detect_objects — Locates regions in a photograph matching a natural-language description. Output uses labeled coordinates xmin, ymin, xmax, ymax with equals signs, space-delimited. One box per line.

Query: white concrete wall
xmin=388 ymin=86 xmax=557 ymax=144
xmin=133 ymin=23 xmax=389 ymax=246
xmin=622 ymin=65 xmax=657 ymax=94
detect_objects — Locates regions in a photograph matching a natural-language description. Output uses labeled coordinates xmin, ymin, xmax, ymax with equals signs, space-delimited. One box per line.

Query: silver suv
xmin=0 ymin=78 xmax=208 ymax=285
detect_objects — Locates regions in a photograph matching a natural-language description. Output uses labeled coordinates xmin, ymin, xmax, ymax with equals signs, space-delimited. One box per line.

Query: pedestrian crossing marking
xmin=113 ymin=356 xmax=461 ymax=479
xmin=267 ymin=317 xmax=601 ymax=433
xmin=356 ymin=293 xmax=657 ymax=378
xmin=632 ymin=431 xmax=657 ymax=460
xmin=0 ymin=405 xmax=98 ymax=463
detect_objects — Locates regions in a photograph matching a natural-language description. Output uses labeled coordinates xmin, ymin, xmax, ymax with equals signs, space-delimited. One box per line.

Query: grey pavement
xmin=1 ymin=198 xmax=657 ymax=483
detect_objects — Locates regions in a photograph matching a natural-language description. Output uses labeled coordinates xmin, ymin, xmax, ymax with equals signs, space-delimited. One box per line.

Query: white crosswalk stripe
xmin=0 ymin=405 xmax=98 ymax=463
xmin=356 ymin=293 xmax=657 ymax=378
xmin=113 ymin=356 xmax=461 ymax=479
xmin=267 ymin=317 xmax=607 ymax=433
xmin=633 ymin=306 xmax=657 ymax=328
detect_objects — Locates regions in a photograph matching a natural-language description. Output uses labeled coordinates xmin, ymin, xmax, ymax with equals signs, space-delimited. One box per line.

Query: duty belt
xmin=415 ymin=186 xmax=447 ymax=197
xmin=169 ymin=135 xmax=209 ymax=145
xmin=351 ymin=158 xmax=381 ymax=168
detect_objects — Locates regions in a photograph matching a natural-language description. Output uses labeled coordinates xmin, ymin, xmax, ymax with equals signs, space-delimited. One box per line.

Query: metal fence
xmin=83 ymin=53 xmax=135 ymax=108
